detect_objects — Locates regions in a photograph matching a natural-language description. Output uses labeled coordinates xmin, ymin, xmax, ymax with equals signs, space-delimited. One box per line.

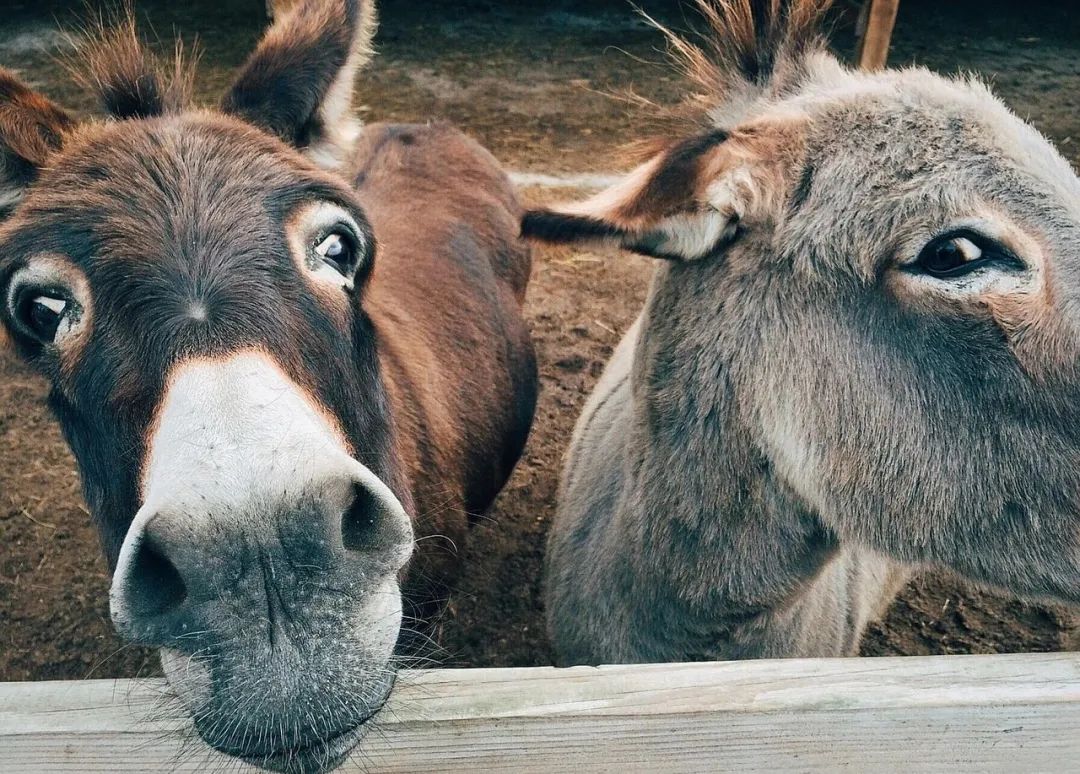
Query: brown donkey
xmin=525 ymin=0 xmax=1080 ymax=665
xmin=0 ymin=1 xmax=536 ymax=770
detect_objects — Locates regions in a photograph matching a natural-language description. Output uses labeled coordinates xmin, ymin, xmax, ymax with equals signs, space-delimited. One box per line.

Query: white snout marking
xmin=110 ymin=350 xmax=409 ymax=624
xmin=140 ymin=350 xmax=363 ymax=511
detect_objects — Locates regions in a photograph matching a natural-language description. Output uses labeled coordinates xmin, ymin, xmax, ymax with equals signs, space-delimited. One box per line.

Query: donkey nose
xmin=109 ymin=465 xmax=412 ymax=646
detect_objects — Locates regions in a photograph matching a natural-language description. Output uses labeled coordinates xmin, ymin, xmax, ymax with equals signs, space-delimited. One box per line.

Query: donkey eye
xmin=314 ymin=231 xmax=357 ymax=276
xmin=13 ymin=287 xmax=71 ymax=343
xmin=914 ymin=231 xmax=1022 ymax=279
xmin=920 ymin=237 xmax=980 ymax=276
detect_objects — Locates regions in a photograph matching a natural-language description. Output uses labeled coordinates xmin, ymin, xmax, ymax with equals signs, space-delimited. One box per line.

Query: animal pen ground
xmin=1 ymin=0 xmax=1079 ymax=682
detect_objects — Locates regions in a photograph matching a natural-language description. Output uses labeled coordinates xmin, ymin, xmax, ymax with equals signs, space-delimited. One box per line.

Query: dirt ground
xmin=1 ymin=0 xmax=1079 ymax=682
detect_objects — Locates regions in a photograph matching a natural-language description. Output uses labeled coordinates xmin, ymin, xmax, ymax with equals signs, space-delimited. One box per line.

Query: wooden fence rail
xmin=2 ymin=653 xmax=1079 ymax=772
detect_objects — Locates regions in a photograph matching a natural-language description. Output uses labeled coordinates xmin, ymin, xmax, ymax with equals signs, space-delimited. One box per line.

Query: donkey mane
xmin=65 ymin=9 xmax=198 ymax=119
xmin=627 ymin=0 xmax=831 ymax=149
xmin=673 ymin=0 xmax=831 ymax=93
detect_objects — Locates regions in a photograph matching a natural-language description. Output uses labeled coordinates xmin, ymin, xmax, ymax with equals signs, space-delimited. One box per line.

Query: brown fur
xmin=4 ymin=108 xmax=536 ymax=585
xmin=352 ymin=121 xmax=536 ymax=591
xmin=67 ymin=10 xmax=197 ymax=119
xmin=0 ymin=2 xmax=537 ymax=766
xmin=0 ymin=69 xmax=73 ymax=211
xmin=223 ymin=0 xmax=375 ymax=160
xmin=615 ymin=129 xmax=729 ymax=221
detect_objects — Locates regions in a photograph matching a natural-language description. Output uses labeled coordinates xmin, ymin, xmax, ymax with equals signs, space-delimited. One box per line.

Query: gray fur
xmin=541 ymin=10 xmax=1080 ymax=665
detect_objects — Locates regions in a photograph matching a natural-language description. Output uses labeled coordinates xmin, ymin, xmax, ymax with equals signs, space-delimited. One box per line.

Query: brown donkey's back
xmin=353 ymin=121 xmax=537 ymax=594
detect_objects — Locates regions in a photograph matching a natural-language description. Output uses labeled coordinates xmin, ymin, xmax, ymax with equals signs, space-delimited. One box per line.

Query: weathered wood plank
xmin=2 ymin=653 xmax=1079 ymax=772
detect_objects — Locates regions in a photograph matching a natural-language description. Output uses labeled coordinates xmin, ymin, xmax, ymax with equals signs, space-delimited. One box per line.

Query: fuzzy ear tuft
xmin=0 ymin=69 xmax=73 ymax=218
xmin=66 ymin=8 xmax=197 ymax=120
xmin=222 ymin=0 xmax=376 ymax=169
xmin=522 ymin=124 xmax=800 ymax=261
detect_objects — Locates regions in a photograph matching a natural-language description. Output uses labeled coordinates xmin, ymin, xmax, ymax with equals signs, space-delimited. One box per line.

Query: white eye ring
xmin=288 ymin=202 xmax=366 ymax=293
xmin=6 ymin=259 xmax=90 ymax=347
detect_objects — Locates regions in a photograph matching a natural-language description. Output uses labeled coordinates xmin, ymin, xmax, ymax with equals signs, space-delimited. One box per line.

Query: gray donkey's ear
xmin=0 ymin=69 xmax=74 ymax=219
xmin=222 ymin=0 xmax=376 ymax=169
xmin=526 ymin=0 xmax=829 ymax=260
xmin=522 ymin=121 xmax=804 ymax=261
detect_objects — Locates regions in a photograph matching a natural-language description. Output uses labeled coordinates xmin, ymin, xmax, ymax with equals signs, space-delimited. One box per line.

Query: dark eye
xmin=13 ymin=286 xmax=72 ymax=343
xmin=313 ymin=230 xmax=358 ymax=276
xmin=914 ymin=231 xmax=1023 ymax=279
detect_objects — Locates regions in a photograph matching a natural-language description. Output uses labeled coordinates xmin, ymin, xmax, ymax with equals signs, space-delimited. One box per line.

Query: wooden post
xmin=2 ymin=653 xmax=1080 ymax=771
xmin=857 ymin=0 xmax=901 ymax=70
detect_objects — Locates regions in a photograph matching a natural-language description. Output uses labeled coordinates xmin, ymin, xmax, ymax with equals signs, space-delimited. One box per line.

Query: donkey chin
xmin=157 ymin=580 xmax=402 ymax=773
xmin=113 ymin=493 xmax=411 ymax=773
xmin=111 ymin=496 xmax=412 ymax=772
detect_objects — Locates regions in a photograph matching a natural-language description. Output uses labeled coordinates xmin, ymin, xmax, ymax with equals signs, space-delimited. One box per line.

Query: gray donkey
xmin=523 ymin=0 xmax=1080 ymax=665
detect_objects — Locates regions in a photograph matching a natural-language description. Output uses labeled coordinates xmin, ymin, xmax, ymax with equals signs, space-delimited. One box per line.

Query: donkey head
xmin=0 ymin=2 xmax=412 ymax=770
xmin=525 ymin=0 xmax=1080 ymax=605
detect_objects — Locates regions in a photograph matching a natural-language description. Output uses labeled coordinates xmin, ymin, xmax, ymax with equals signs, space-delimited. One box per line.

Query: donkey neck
xmin=614 ymin=261 xmax=873 ymax=657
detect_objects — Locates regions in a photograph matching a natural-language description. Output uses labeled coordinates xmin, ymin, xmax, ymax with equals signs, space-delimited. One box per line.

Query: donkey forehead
xmin=763 ymin=68 xmax=1080 ymax=281
xmin=0 ymin=114 xmax=368 ymax=373
xmin=18 ymin=114 xmax=349 ymax=242
xmin=3 ymin=113 xmax=366 ymax=288
xmin=798 ymin=68 xmax=1080 ymax=204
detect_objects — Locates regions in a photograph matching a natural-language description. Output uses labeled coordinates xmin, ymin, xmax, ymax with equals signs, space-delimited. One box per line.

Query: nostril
xmin=127 ymin=540 xmax=187 ymax=619
xmin=341 ymin=483 xmax=382 ymax=551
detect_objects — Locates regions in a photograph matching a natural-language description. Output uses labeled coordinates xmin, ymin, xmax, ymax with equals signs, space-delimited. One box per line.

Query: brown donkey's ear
xmin=0 ymin=69 xmax=73 ymax=218
xmin=222 ymin=0 xmax=376 ymax=169
xmin=522 ymin=122 xmax=803 ymax=261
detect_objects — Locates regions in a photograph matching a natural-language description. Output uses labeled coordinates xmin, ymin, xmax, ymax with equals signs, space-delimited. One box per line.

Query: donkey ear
xmin=0 ymin=69 xmax=73 ymax=218
xmin=523 ymin=124 xmax=801 ymax=261
xmin=221 ymin=0 xmax=376 ymax=169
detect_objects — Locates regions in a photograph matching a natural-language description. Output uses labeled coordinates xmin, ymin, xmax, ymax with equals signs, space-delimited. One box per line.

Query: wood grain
xmin=2 ymin=653 xmax=1079 ymax=772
